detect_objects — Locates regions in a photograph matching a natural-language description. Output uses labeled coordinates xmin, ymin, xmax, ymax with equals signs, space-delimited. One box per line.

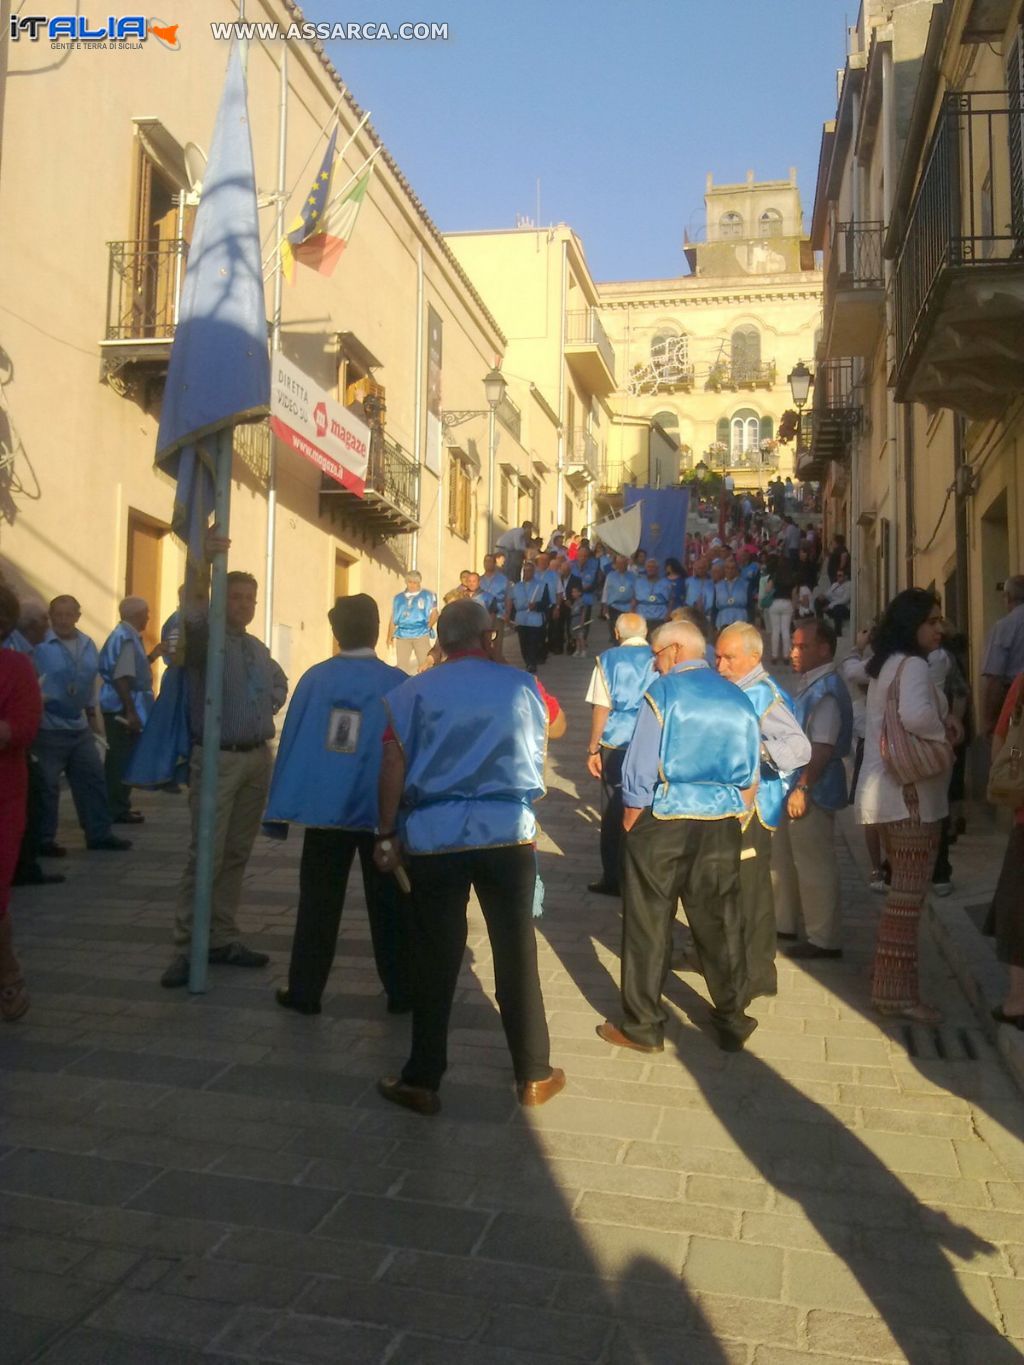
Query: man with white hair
xmin=584 ymin=612 xmax=654 ymax=897
xmin=716 ymin=622 xmax=810 ymax=999
xmin=374 ymin=599 xmax=564 ymax=1114
xmin=387 ymin=570 xmax=437 ymax=675
xmin=598 ymin=619 xmax=760 ymax=1053
xmin=98 ymin=596 xmax=157 ymax=827
xmin=5 ymin=601 xmax=48 ymax=656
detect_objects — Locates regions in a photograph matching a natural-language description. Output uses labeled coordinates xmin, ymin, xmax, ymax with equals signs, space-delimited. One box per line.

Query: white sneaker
xmin=932 ymin=881 xmax=953 ymax=897
xmin=869 ymin=872 xmax=887 ymax=893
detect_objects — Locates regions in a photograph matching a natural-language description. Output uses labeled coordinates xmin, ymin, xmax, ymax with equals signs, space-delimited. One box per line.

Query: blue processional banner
xmin=622 ymin=486 xmax=690 ymax=565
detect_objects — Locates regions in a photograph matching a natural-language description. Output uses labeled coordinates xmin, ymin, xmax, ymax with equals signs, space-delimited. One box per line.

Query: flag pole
xmin=264 ymin=43 xmax=288 ymax=647
xmin=188 ymin=428 xmax=233 ymax=995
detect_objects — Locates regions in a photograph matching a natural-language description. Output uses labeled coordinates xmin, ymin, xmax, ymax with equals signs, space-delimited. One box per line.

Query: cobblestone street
xmin=2 ymin=649 xmax=1023 ymax=1364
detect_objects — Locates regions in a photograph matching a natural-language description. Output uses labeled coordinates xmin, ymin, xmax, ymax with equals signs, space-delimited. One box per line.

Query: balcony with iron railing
xmin=496 ymin=391 xmax=522 ymax=443
xmin=100 ymin=238 xmax=188 ymax=386
xmin=706 ymin=359 xmax=777 ymax=392
xmin=893 ymin=88 xmax=1024 ymax=418
xmin=320 ymin=429 xmax=420 ymax=535
xmin=564 ymin=308 xmax=616 ymax=395
xmin=799 ymin=359 xmax=860 ymax=479
xmin=822 ymin=221 xmax=885 ymax=358
xmin=565 ymin=429 xmax=600 ymax=483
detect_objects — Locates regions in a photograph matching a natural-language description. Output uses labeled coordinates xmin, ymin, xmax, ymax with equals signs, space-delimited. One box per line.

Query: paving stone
xmin=0 ymin=1149 xmax=158 ymax=1206
xmin=219 ymin=1310 xmax=393 ymax=1363
xmin=0 ymin=1310 xmax=61 ymax=1362
xmin=299 ymin=1276 xmax=486 ymax=1339
xmin=72 ymin=1207 xmax=226 ymax=1256
xmin=66 ymin=1049 xmax=226 ymax=1090
xmin=388 ymin=1340 xmax=580 ymax=1365
xmin=576 ymin=1190 xmax=737 ymax=1239
xmin=127 ymin=1169 xmax=339 ymax=1231
xmin=803 ymin=1307 xmax=953 ymax=1361
xmin=847 ymin=1129 xmax=961 ymax=1177
xmin=385 ymin=1248 xmax=554 ymax=1306
xmin=211 ymin=1227 xmax=391 ymax=1279
xmin=316 ymin=1192 xmax=490 ymax=1254
xmin=682 ymin=1237 xmax=783 ymax=1300
xmin=86 ymin=1289 xmax=231 ymax=1347
xmin=607 ymin=1323 xmax=751 ymax=1365
xmin=685 ymin=1174 xmax=772 ymax=1211
xmin=158 ymin=1257 xmax=310 ymax=1307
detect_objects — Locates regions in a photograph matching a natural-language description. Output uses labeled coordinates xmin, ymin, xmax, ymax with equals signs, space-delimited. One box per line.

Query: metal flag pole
xmin=264 ymin=43 xmax=288 ymax=647
xmin=188 ymin=429 xmax=233 ymax=995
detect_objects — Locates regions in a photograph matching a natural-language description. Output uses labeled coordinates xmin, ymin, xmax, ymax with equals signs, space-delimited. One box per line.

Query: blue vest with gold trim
xmin=598 ymin=645 xmax=657 ymax=749
xmin=647 ymin=662 xmax=759 ymax=819
xmin=742 ymin=673 xmax=801 ymax=831
xmin=794 ymin=668 xmax=853 ymax=812
xmin=385 ymin=657 xmax=547 ymax=853
xmin=98 ymin=622 xmax=154 ymax=722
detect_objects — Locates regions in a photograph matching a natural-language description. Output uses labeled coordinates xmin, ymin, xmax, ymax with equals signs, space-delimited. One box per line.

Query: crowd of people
xmin=2 ymin=521 xmax=1022 ymax=1099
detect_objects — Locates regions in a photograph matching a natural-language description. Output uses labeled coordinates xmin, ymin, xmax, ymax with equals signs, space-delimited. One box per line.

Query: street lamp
xmin=787 ymin=360 xmax=813 ymax=410
xmin=442 ymin=366 xmax=508 ymax=555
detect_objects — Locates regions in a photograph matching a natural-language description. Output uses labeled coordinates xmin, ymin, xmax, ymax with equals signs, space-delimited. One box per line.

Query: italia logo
xmin=9 ymin=13 xmax=181 ymax=47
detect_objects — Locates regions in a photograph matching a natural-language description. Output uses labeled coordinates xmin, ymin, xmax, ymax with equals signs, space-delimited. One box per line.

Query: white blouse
xmin=855 ymin=652 xmax=950 ymax=826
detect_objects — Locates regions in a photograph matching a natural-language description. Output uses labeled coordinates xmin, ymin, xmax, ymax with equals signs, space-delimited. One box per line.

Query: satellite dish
xmin=183 ymin=142 xmax=207 ymax=196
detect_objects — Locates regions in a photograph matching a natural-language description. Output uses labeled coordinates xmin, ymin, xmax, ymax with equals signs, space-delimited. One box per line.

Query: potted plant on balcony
xmin=759 ymin=436 xmax=779 ymax=467
xmin=705 ymin=440 xmax=728 ymax=469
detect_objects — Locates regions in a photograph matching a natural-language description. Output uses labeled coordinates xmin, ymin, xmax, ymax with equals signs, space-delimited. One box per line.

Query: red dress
xmin=0 ymin=650 xmax=42 ymax=917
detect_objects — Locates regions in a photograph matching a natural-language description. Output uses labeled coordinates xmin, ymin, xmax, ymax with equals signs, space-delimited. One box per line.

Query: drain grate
xmin=898 ymin=1025 xmax=981 ymax=1060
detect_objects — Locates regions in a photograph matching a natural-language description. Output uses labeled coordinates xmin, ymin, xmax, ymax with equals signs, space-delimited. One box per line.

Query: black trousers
xmin=103 ymin=712 xmax=137 ymax=821
xmin=14 ymin=754 xmax=44 ymax=879
xmin=598 ymin=747 xmax=626 ymax=891
xmin=739 ymin=815 xmax=778 ymax=1000
xmin=402 ymin=845 xmax=552 ymax=1090
xmin=287 ymin=828 xmax=413 ymax=1009
xmin=517 ymin=625 xmax=546 ymax=673
xmin=620 ymin=810 xmax=751 ymax=1044
xmin=546 ymin=606 xmax=566 ymax=655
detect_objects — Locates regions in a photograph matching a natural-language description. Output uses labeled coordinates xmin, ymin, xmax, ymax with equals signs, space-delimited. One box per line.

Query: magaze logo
xmin=9 ymin=14 xmax=181 ymax=50
xmin=313 ymin=402 xmax=329 ymax=439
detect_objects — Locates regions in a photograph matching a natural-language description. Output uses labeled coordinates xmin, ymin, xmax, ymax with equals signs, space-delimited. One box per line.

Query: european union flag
xmin=156 ymin=41 xmax=270 ymax=573
xmin=622 ymin=486 xmax=690 ymax=567
xmin=288 ymin=125 xmax=337 ymax=248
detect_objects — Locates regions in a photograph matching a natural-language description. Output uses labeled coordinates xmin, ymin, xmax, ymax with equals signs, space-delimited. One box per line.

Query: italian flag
xmin=289 ymin=161 xmax=375 ymax=279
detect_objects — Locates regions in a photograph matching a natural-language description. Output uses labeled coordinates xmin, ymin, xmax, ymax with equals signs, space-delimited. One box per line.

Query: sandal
xmin=876 ymin=1002 xmax=943 ymax=1025
xmin=0 ymin=975 xmax=30 ymax=1023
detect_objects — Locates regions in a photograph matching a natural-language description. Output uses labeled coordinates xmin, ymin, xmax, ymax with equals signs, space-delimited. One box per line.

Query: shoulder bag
xmin=987 ymin=688 xmax=1024 ymax=807
xmin=879 ymin=658 xmax=953 ymax=786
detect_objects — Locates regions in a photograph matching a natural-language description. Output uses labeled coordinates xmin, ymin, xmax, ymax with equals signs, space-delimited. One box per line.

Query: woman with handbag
xmin=855 ymin=590 xmax=957 ymax=1023
xmin=988 ymin=672 xmax=1024 ymax=1027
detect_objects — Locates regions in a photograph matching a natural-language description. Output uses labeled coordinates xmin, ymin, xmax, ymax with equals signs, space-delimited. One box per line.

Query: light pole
xmin=442 ymin=365 xmax=507 ymax=556
xmin=787 ymin=359 xmax=814 ymax=453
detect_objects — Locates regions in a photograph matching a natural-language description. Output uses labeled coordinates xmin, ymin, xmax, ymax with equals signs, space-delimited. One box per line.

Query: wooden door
xmin=125 ymin=512 xmax=163 ymax=657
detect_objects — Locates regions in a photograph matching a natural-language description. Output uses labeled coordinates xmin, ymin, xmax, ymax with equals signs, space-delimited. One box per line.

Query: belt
xmin=219 ymin=741 xmax=267 ymax=753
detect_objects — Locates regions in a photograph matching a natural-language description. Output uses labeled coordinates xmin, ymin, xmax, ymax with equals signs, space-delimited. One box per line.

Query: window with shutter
xmin=716 ymin=417 xmax=730 ymax=447
xmin=720 ymin=212 xmax=744 ymax=239
xmin=731 ymin=327 xmax=761 ymax=382
xmin=759 ymin=210 xmax=783 ymax=237
xmin=760 ymin=416 xmax=774 ymax=442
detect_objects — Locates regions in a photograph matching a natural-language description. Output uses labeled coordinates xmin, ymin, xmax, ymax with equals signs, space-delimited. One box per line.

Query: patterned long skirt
xmin=873 ymin=789 xmax=941 ymax=1009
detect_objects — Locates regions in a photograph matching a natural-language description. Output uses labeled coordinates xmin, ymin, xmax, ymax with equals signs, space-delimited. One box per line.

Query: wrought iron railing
xmin=367 ymin=433 xmax=419 ymax=522
xmin=496 ymin=391 xmax=522 ymax=443
xmin=596 ymin=461 xmax=636 ymax=493
xmin=105 ymin=239 xmax=187 ymax=341
xmin=707 ymin=360 xmax=777 ymax=390
xmin=894 ymin=89 xmax=1024 ymax=383
xmin=565 ymin=430 xmax=600 ymax=479
xmin=827 ymin=221 xmax=884 ymax=294
xmin=812 ymin=358 xmax=859 ymax=414
xmin=564 ymin=308 xmax=616 ymax=381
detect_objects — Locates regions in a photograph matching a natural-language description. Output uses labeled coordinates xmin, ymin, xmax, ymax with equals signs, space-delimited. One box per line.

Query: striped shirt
xmin=185 ymin=617 xmax=288 ymax=746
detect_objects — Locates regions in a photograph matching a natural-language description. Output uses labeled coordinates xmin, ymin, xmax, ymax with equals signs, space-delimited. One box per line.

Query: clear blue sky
xmin=320 ymin=0 xmax=850 ymax=282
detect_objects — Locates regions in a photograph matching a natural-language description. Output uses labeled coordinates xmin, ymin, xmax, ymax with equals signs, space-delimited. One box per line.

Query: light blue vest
xmin=264 ymin=655 xmax=407 ymax=831
xmin=4 ymin=630 xmax=33 ymax=654
xmin=742 ymin=673 xmax=801 ymax=831
xmin=480 ymin=572 xmax=509 ymax=615
xmin=510 ymin=578 xmax=547 ymax=628
xmin=98 ymin=622 xmax=154 ymax=721
xmin=794 ymin=668 xmax=853 ymax=812
xmin=34 ymin=631 xmax=100 ymax=730
xmin=636 ymin=577 xmax=673 ymax=621
xmin=392 ymin=590 xmax=436 ymax=639
xmin=684 ymin=577 xmax=714 ymax=614
xmin=714 ymin=578 xmax=748 ymax=628
xmin=648 ymin=662 xmax=759 ymax=820
xmin=575 ymin=559 xmax=599 ymax=606
xmin=603 ymin=570 xmax=636 ymax=609
xmin=598 ymin=645 xmax=657 ymax=749
xmin=385 ymin=658 xmax=546 ymax=853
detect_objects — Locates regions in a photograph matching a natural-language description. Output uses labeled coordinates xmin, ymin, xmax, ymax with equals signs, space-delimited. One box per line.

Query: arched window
xmin=731 ymin=326 xmax=761 ymax=381
xmin=720 ymin=212 xmax=743 ymax=239
xmin=730 ymin=407 xmax=760 ymax=457
xmin=651 ymin=410 xmax=680 ymax=483
xmin=759 ymin=209 xmax=783 ymax=238
xmin=651 ymin=331 xmax=687 ymax=380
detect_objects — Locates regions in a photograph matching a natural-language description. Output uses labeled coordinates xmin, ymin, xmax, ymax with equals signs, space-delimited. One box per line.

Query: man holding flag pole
xmin=153 ymin=42 xmax=275 ymax=995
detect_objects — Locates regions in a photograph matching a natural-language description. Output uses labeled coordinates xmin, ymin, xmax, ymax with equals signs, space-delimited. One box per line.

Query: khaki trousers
xmin=174 ymin=745 xmax=272 ymax=949
xmin=771 ymin=803 xmax=842 ymax=950
xmin=395 ymin=635 xmax=431 ymax=674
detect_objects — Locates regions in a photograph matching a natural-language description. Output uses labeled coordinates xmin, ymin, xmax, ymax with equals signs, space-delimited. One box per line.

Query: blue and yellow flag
xmin=280 ymin=126 xmax=337 ymax=283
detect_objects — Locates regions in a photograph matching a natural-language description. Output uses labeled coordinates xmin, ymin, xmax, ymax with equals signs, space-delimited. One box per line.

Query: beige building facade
xmin=812 ymin=0 xmax=1024 ymax=701
xmin=598 ymin=172 xmax=823 ymax=513
xmin=0 ymin=0 xmax=549 ymax=682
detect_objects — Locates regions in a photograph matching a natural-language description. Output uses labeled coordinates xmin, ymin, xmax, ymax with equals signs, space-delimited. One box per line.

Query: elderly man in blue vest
xmin=373 ymin=599 xmax=565 ymax=1115
xmin=584 ymin=612 xmax=655 ymax=897
xmin=772 ymin=617 xmax=854 ymax=961
xmin=33 ymin=595 xmax=130 ymax=856
xmin=716 ymin=622 xmax=811 ymax=999
xmin=387 ymin=570 xmax=437 ymax=675
xmin=98 ymin=596 xmax=157 ymax=826
xmin=635 ymin=558 xmax=674 ymax=633
xmin=598 ymin=619 xmax=761 ymax=1053
xmin=600 ymin=554 xmax=638 ymax=642
xmin=265 ymin=595 xmax=412 ymax=1017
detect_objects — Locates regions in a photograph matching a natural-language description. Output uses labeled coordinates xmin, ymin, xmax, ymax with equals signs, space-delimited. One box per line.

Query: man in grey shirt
xmin=981 ymin=575 xmax=1024 ymax=734
xmin=161 ymin=571 xmax=288 ymax=989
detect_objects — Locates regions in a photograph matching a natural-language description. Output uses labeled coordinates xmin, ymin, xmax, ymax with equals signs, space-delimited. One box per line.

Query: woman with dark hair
xmin=855 ymin=589 xmax=957 ymax=1022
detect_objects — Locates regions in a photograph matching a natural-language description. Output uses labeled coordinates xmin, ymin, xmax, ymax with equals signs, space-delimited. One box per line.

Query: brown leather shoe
xmin=518 ymin=1067 xmax=566 ymax=1107
xmin=377 ymin=1076 xmax=440 ymax=1116
xmin=596 ymin=1020 xmax=664 ymax=1053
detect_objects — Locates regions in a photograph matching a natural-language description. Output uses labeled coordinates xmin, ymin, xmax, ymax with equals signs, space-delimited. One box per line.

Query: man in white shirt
xmin=772 ymin=618 xmax=854 ymax=960
xmin=818 ymin=570 xmax=852 ymax=636
xmin=495 ymin=521 xmax=534 ymax=584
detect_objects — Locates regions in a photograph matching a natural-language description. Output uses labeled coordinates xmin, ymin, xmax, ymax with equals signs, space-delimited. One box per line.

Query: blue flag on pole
xmin=156 ymin=41 xmax=270 ymax=572
xmin=622 ymin=486 xmax=690 ymax=566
